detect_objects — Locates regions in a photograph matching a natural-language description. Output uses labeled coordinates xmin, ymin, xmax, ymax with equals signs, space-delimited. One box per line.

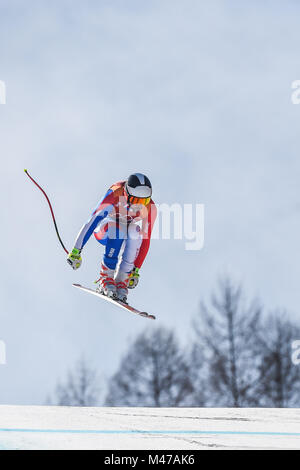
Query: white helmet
xmin=125 ymin=173 xmax=152 ymax=203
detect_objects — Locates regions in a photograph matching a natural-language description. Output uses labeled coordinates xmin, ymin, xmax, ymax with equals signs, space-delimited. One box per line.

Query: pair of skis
xmin=73 ymin=284 xmax=156 ymax=320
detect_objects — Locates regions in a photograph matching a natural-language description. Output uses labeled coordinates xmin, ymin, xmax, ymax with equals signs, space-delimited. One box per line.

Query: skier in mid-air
xmin=67 ymin=173 xmax=157 ymax=304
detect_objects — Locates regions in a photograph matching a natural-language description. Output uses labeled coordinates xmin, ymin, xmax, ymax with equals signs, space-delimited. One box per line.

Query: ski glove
xmin=67 ymin=248 xmax=82 ymax=270
xmin=128 ymin=267 xmax=139 ymax=289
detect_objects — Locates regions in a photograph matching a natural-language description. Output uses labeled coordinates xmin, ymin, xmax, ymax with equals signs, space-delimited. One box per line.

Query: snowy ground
xmin=0 ymin=406 xmax=299 ymax=450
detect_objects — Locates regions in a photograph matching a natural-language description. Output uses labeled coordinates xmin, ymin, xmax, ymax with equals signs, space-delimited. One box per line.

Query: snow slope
xmin=0 ymin=406 xmax=299 ymax=450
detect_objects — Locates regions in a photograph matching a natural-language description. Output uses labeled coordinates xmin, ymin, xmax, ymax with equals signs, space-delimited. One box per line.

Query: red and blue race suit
xmin=74 ymin=181 xmax=157 ymax=270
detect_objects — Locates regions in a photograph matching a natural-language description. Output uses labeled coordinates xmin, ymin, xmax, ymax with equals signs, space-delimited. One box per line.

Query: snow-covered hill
xmin=0 ymin=406 xmax=299 ymax=450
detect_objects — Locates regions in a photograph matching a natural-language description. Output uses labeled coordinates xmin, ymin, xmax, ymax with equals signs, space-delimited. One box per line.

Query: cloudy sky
xmin=1 ymin=0 xmax=300 ymax=404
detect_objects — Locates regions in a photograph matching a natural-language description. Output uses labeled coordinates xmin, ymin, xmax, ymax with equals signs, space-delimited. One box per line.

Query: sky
xmin=1 ymin=0 xmax=300 ymax=405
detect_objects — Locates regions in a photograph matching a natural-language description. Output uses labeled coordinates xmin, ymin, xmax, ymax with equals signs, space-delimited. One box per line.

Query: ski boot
xmin=96 ymin=263 xmax=117 ymax=299
xmin=114 ymin=269 xmax=130 ymax=303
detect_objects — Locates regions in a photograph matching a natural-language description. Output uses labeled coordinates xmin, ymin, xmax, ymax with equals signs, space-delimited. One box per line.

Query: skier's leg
xmin=103 ymin=236 xmax=124 ymax=270
xmin=96 ymin=222 xmax=126 ymax=298
xmin=114 ymin=222 xmax=143 ymax=302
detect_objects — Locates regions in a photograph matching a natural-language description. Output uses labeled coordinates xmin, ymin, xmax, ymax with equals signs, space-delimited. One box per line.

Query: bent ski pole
xmin=24 ymin=169 xmax=69 ymax=255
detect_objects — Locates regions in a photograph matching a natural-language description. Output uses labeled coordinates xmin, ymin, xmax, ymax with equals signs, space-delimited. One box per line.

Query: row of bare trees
xmin=49 ymin=278 xmax=300 ymax=407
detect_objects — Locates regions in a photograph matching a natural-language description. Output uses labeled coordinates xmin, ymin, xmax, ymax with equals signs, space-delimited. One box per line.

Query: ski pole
xmin=24 ymin=169 xmax=69 ymax=255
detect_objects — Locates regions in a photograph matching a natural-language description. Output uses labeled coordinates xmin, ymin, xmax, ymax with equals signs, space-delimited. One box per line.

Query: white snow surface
xmin=0 ymin=406 xmax=300 ymax=450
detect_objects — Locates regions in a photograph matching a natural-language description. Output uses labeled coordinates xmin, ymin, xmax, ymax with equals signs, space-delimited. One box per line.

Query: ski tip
xmin=141 ymin=313 xmax=156 ymax=320
xmin=72 ymin=283 xmax=82 ymax=288
xmin=24 ymin=168 xmax=28 ymax=173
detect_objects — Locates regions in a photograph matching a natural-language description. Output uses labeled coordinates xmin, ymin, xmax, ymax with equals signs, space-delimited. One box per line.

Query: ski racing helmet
xmin=125 ymin=173 xmax=152 ymax=206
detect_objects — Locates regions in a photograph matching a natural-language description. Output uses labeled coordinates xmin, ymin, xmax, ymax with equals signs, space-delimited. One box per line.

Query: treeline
xmin=49 ymin=278 xmax=300 ymax=407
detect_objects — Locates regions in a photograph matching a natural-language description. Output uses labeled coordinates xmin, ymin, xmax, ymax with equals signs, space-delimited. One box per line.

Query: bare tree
xmin=52 ymin=357 xmax=100 ymax=406
xmin=254 ymin=313 xmax=300 ymax=407
xmin=105 ymin=327 xmax=195 ymax=406
xmin=192 ymin=277 xmax=262 ymax=407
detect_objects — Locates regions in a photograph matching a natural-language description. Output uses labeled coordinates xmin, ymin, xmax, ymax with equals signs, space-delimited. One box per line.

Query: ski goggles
xmin=127 ymin=195 xmax=151 ymax=206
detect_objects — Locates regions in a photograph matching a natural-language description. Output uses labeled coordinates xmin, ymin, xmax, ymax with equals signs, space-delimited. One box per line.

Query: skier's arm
xmin=134 ymin=202 xmax=157 ymax=269
xmin=73 ymin=190 xmax=115 ymax=251
xmin=67 ymin=189 xmax=116 ymax=270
